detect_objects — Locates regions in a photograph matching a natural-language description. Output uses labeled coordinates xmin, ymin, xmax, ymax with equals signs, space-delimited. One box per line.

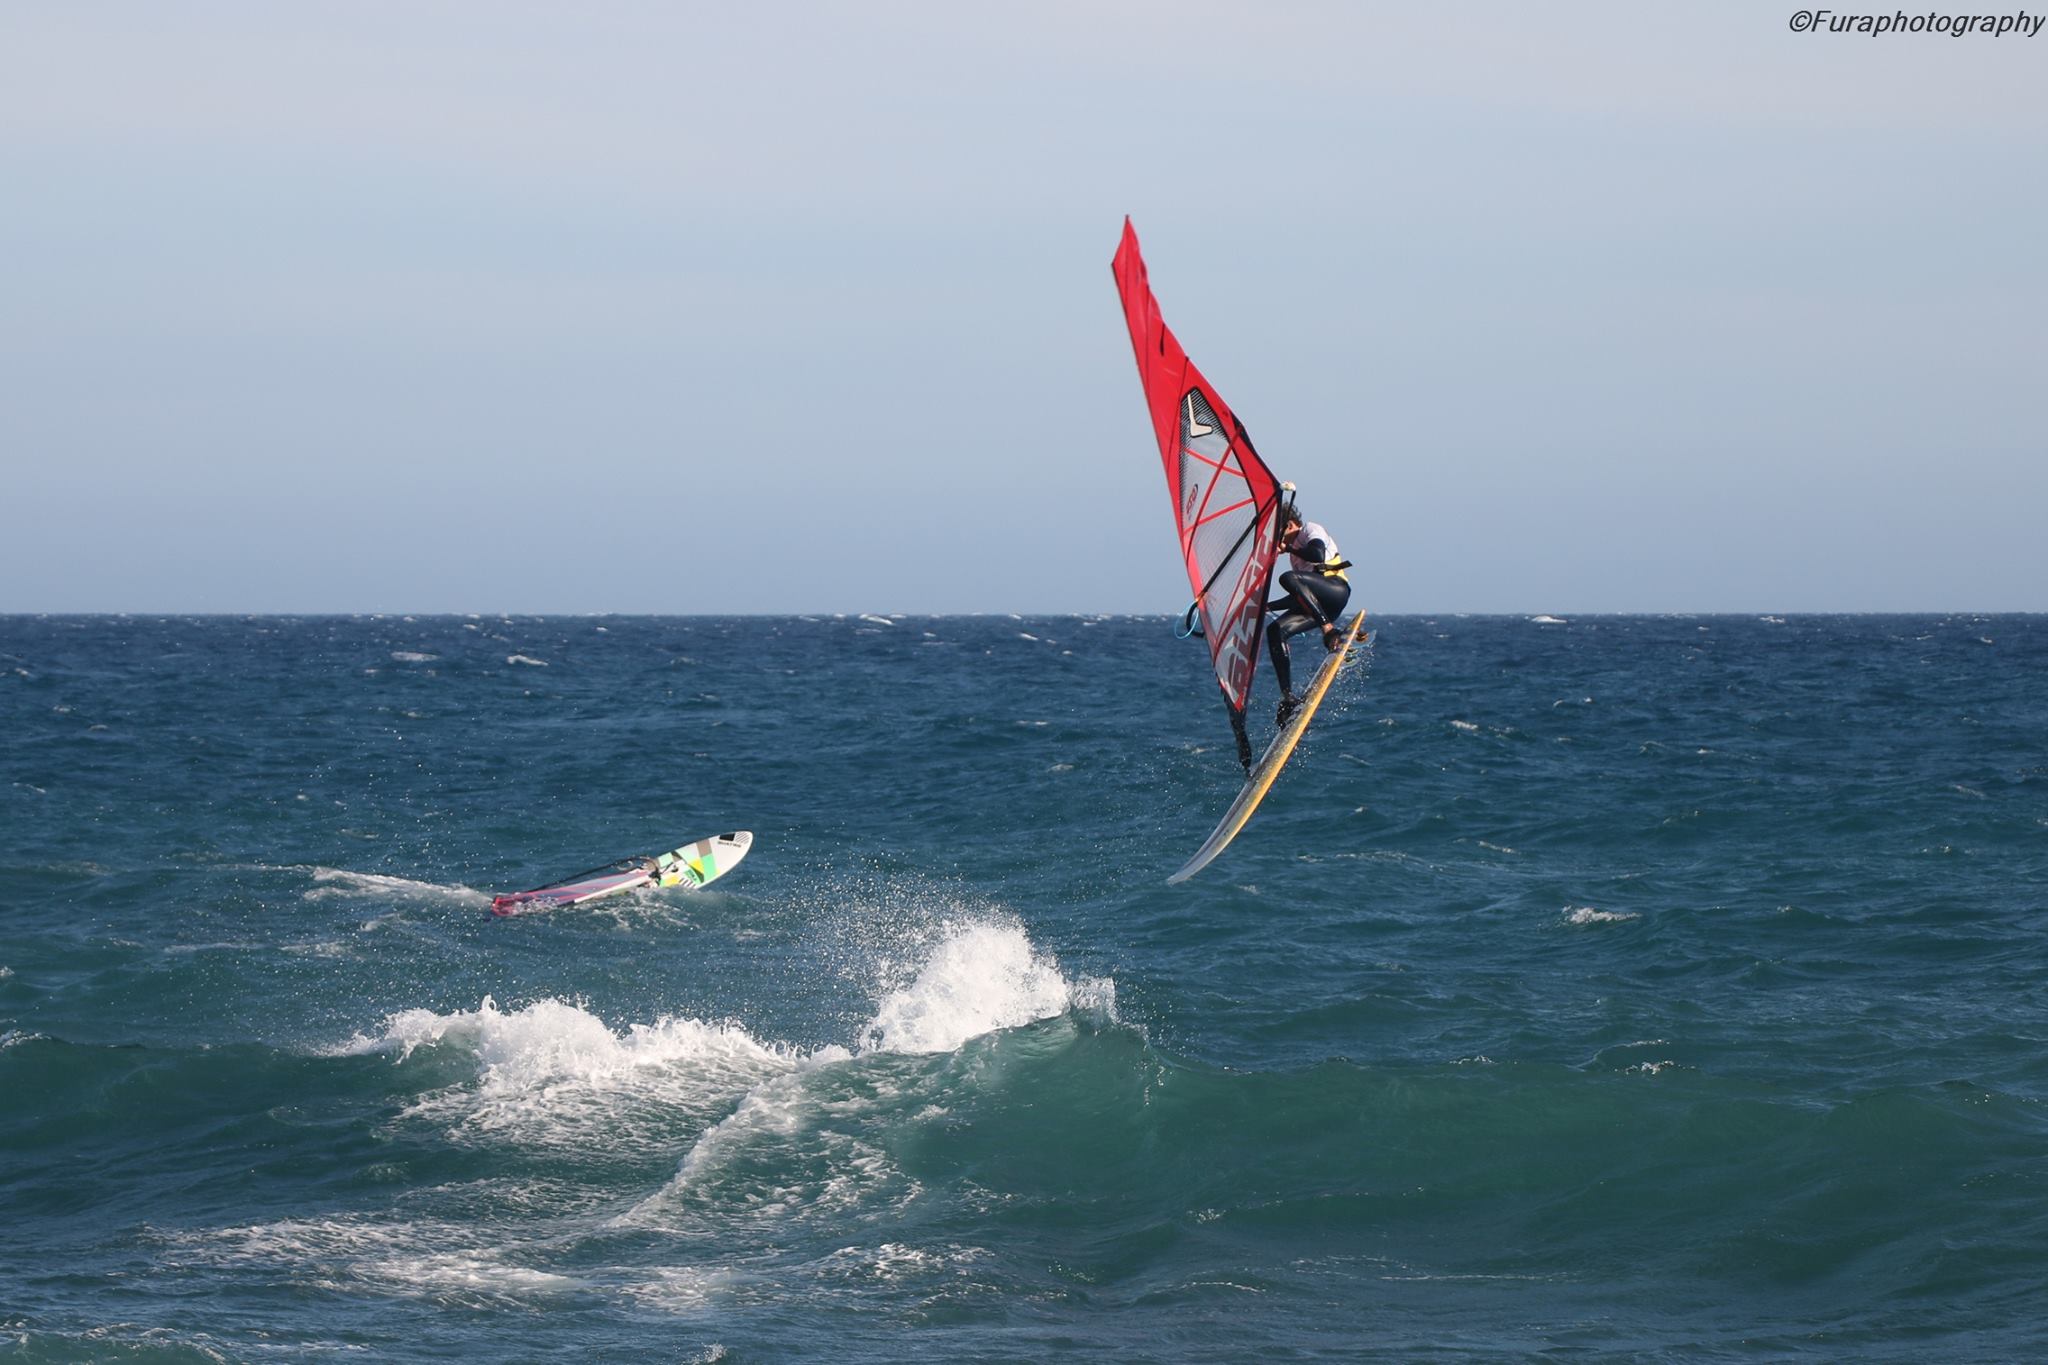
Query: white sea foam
xmin=302 ymin=868 xmax=489 ymax=906
xmin=183 ymin=1215 xmax=582 ymax=1305
xmin=618 ymin=916 xmax=1110 ymax=1227
xmin=817 ymin=1242 xmax=987 ymax=1283
xmin=390 ymin=650 xmax=437 ymax=662
xmin=347 ymin=996 xmax=793 ymax=1078
xmin=859 ymin=919 xmax=1089 ymax=1055
xmin=1531 ymin=615 xmax=1567 ymax=625
xmin=1565 ymin=906 xmax=1638 ymax=925
xmin=281 ymin=939 xmax=351 ymax=958
xmin=653 ymin=1064 xmax=878 ymax=1224
xmin=338 ymin=995 xmax=804 ymax=1146
xmin=334 ymin=911 xmax=1112 ymax=1254
xmin=619 ymin=1265 xmax=747 ymax=1314
xmin=857 ymin=614 xmax=895 ymax=627
xmin=505 ymin=654 xmax=549 ymax=667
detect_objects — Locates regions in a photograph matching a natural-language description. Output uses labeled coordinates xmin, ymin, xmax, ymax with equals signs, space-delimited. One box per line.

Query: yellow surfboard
xmin=1168 ymin=613 xmax=1371 ymax=884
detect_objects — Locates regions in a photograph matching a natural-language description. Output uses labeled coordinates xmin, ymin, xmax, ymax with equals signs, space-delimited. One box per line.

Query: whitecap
xmin=339 ymin=995 xmax=810 ymax=1154
xmin=622 ymin=916 xmax=1115 ymax=1226
xmin=859 ymin=919 xmax=1096 ymax=1056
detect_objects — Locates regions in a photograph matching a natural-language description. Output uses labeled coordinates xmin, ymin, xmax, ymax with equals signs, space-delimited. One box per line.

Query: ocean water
xmin=3 ymin=613 xmax=2046 ymax=1362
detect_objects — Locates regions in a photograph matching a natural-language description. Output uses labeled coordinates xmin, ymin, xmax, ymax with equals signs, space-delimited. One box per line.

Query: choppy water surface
xmin=3 ymin=614 xmax=2046 ymax=1360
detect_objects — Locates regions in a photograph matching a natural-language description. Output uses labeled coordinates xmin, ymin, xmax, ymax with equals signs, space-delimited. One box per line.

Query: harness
xmin=1286 ymin=522 xmax=1350 ymax=583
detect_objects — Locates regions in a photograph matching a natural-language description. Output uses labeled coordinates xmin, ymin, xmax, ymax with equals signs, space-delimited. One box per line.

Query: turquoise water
xmin=4 ymin=614 xmax=2046 ymax=1360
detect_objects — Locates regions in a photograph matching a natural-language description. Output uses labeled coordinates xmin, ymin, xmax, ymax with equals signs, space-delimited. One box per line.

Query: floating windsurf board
xmin=490 ymin=831 xmax=753 ymax=916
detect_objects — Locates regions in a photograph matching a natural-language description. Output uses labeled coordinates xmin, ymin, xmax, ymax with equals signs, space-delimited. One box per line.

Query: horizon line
xmin=4 ymin=609 xmax=2044 ymax=621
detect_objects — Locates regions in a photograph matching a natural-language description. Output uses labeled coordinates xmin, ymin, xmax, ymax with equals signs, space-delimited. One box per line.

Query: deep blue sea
xmin=4 ymin=614 xmax=2047 ymax=1362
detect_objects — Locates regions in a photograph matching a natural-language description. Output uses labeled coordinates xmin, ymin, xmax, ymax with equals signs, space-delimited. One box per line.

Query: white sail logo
xmin=1215 ymin=613 xmax=1257 ymax=684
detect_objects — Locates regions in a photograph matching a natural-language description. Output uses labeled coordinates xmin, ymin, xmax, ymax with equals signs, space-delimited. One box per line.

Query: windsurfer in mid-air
xmin=1266 ymin=501 xmax=1351 ymax=726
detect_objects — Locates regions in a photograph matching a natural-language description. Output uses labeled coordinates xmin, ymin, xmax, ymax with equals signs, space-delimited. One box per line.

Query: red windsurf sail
xmin=1112 ymin=218 xmax=1283 ymax=718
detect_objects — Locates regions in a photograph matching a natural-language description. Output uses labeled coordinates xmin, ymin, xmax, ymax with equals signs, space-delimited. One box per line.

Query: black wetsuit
xmin=1266 ymin=532 xmax=1351 ymax=697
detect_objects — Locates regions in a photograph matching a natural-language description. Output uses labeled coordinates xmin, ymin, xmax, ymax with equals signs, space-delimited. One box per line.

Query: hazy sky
xmin=4 ymin=3 xmax=2043 ymax=613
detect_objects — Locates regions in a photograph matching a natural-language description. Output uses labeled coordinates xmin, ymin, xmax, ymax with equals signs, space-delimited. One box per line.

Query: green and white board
xmin=492 ymin=831 xmax=754 ymax=915
xmin=652 ymin=832 xmax=753 ymax=890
